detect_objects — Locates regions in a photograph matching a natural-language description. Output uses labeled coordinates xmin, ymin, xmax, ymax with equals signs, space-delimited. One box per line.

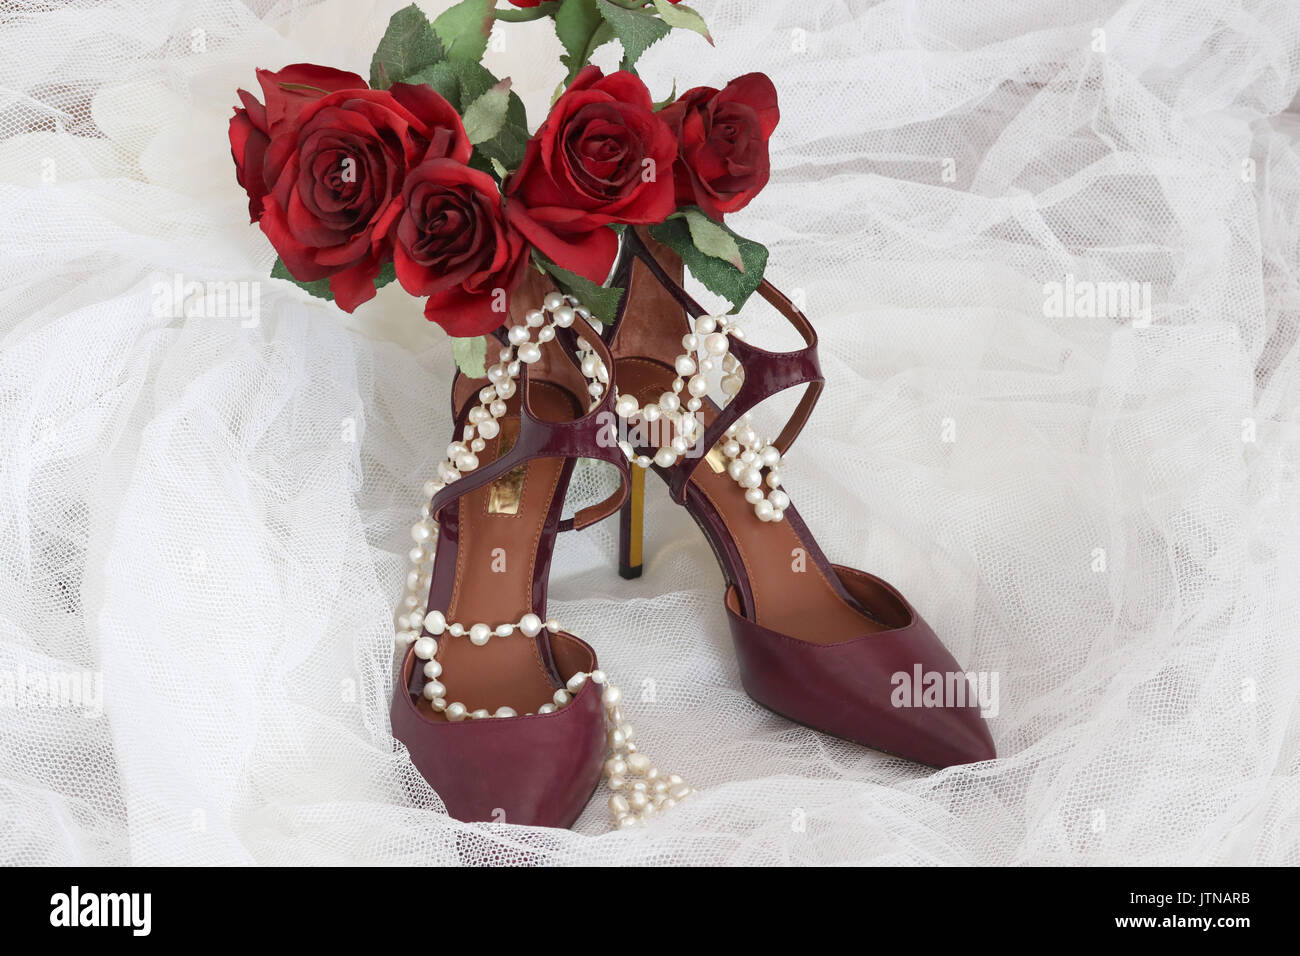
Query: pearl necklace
xmin=593 ymin=311 xmax=791 ymax=523
xmin=396 ymin=291 xmax=693 ymax=828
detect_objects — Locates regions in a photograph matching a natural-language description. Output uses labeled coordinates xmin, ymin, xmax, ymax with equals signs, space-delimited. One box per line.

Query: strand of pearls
xmin=395 ymin=291 xmax=693 ymax=825
xmin=598 ymin=312 xmax=791 ymax=522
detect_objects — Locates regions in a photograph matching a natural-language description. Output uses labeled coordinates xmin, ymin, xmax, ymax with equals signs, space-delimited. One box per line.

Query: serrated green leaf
xmin=271 ymin=257 xmax=396 ymax=303
xmin=462 ymin=78 xmax=512 ymax=145
xmin=272 ymin=257 xmax=334 ymax=301
xmin=555 ymin=0 xmax=603 ymax=81
xmin=534 ymin=251 xmax=625 ymax=324
xmin=651 ymin=0 xmax=712 ymax=44
xmin=452 ymin=335 xmax=487 ymax=378
xmin=370 ymin=4 xmax=444 ymax=90
xmin=648 ymin=214 xmax=768 ymax=313
xmin=432 ymin=0 xmax=495 ymax=63
xmin=405 ymin=59 xmax=529 ymax=169
xmin=679 ymin=208 xmax=743 ymax=270
xmin=596 ymin=0 xmax=671 ymax=72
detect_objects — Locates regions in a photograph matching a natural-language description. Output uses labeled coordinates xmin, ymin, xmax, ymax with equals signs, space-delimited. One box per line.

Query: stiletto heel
xmin=618 ymin=464 xmax=645 ymax=579
xmin=597 ymin=227 xmax=996 ymax=768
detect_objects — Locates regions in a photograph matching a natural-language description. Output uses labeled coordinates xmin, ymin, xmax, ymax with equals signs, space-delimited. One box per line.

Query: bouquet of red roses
xmin=229 ymin=0 xmax=777 ymax=374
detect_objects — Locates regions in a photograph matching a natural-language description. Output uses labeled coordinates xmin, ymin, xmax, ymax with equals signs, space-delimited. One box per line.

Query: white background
xmin=1 ymin=0 xmax=1297 ymax=864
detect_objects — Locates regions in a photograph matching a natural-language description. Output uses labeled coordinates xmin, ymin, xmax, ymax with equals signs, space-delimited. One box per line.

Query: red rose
xmin=394 ymin=160 xmax=529 ymax=337
xmin=230 ymin=70 xmax=471 ymax=312
xmin=506 ymin=66 xmax=677 ymax=282
xmin=229 ymin=63 xmax=368 ymax=222
xmin=659 ymin=73 xmax=779 ymax=220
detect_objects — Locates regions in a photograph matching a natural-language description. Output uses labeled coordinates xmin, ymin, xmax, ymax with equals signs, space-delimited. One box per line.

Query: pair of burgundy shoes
xmin=390 ymin=229 xmax=996 ymax=829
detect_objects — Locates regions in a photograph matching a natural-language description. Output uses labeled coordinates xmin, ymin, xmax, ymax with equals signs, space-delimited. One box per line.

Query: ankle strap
xmin=432 ymin=322 xmax=630 ymax=533
xmin=618 ymin=230 xmax=824 ymax=503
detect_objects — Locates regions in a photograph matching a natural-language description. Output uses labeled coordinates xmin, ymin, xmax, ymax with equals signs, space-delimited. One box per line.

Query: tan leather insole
xmin=418 ymin=382 xmax=577 ymax=718
xmin=616 ymin=358 xmax=885 ymax=645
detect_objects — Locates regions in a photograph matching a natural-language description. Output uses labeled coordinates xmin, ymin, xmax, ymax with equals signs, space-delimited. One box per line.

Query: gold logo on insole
xmin=704 ymin=445 xmax=728 ymax=474
xmin=488 ymin=420 xmax=525 ymax=515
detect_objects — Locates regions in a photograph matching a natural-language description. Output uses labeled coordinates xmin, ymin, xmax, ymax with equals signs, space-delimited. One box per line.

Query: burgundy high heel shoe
xmin=599 ymin=228 xmax=996 ymax=768
xmin=391 ymin=271 xmax=693 ymax=828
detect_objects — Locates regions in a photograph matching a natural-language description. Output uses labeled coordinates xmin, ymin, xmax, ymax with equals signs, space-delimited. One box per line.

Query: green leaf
xmin=678 ymin=208 xmax=742 ymax=270
xmin=452 ymin=335 xmax=487 ymax=378
xmin=555 ymin=0 xmax=604 ymax=82
xmin=432 ymin=0 xmax=495 ymax=63
xmin=370 ymin=4 xmax=444 ymax=90
xmin=651 ymin=0 xmax=712 ymax=44
xmin=406 ymin=59 xmax=529 ymax=170
xmin=462 ymin=77 xmax=512 ymax=145
xmin=596 ymin=0 xmax=671 ymax=72
xmin=649 ymin=213 xmax=768 ymax=313
xmin=272 ymin=257 xmax=334 ymax=301
xmin=651 ymin=79 xmax=677 ymax=111
xmin=270 ymin=258 xmax=396 ymax=303
xmin=534 ymin=251 xmax=625 ymax=324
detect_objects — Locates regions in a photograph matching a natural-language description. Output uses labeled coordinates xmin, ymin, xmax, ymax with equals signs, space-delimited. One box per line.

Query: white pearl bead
xmin=546 ymin=618 xmax=559 ymax=633
xmin=448 ymin=623 xmax=464 ymax=637
xmin=423 ymin=660 xmax=443 ymax=679
xmin=424 ymin=680 xmax=446 ymax=700
xmin=518 ymin=343 xmax=542 ymax=364
xmin=455 ymin=452 xmax=478 ymax=472
xmin=642 ymin=404 xmax=661 ymax=423
xmin=695 ymin=315 xmax=717 ymax=334
xmin=552 ymin=306 xmax=575 ymax=327
xmin=760 ymin=446 xmax=781 ymax=467
xmin=525 ymin=309 xmax=545 ymax=327
xmin=469 ymin=623 xmax=491 ymax=646
xmin=681 ymin=333 xmax=698 ymax=351
xmin=590 ymin=670 xmax=606 ymax=684
xmin=537 ymin=326 xmax=555 ymax=343
xmin=610 ymin=794 xmax=631 ymax=815
xmin=496 ymin=379 xmax=516 ymax=399
xmin=477 ymin=418 xmax=499 ymax=440
xmin=470 ymin=708 xmax=491 ymax=719
xmin=766 ymin=470 xmax=782 ymax=489
xmin=494 ymin=623 xmax=514 ymax=638
xmin=566 ymin=673 xmax=587 ymax=693
xmin=507 ymin=324 xmax=530 ymax=346
xmin=626 ymin=752 xmax=651 ymax=774
xmin=538 ymin=703 xmax=555 ymax=714
xmin=413 ymin=637 xmax=436 ymax=660
xmin=755 ymin=499 xmax=775 ymax=520
xmin=705 ymin=332 xmax=729 ymax=356
xmin=397 ymin=630 xmax=418 ymax=645
xmin=581 ymin=355 xmax=599 ymax=377
xmin=654 ymin=447 xmax=677 ymax=468
xmin=445 ymin=702 xmax=467 ymax=721
xmin=411 ymin=521 xmax=433 ymax=543
xmin=494 ymin=706 xmax=517 ymax=718
xmin=675 ymin=355 xmax=697 ymax=376
xmin=552 ymin=689 xmax=570 ymax=707
xmin=745 ymin=487 xmax=764 ymax=504
xmin=615 ymin=394 xmax=639 ymax=418
xmin=602 ymin=685 xmax=622 ymax=708
xmin=740 ymin=467 xmax=762 ymax=489
xmin=425 ymin=610 xmax=446 ymax=635
xmin=543 ymin=292 xmax=565 ymax=312
xmin=487 ymin=364 xmax=508 ymax=384
xmin=519 ymin=613 xmax=542 ymax=637
xmin=688 ymin=374 xmax=709 ymax=397
xmin=635 ymin=455 xmax=652 ymax=469
xmin=659 ymin=392 xmax=680 ymax=413
xmin=769 ymin=489 xmax=790 ymax=510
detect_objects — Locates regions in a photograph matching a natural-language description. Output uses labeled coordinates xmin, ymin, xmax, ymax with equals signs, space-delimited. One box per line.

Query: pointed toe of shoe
xmin=390 ymin=633 xmax=607 ymax=829
xmin=725 ymin=565 xmax=997 ymax=769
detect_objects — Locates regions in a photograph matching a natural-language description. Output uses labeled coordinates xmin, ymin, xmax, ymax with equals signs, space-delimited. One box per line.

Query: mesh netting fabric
xmin=1 ymin=0 xmax=1298 ymax=865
